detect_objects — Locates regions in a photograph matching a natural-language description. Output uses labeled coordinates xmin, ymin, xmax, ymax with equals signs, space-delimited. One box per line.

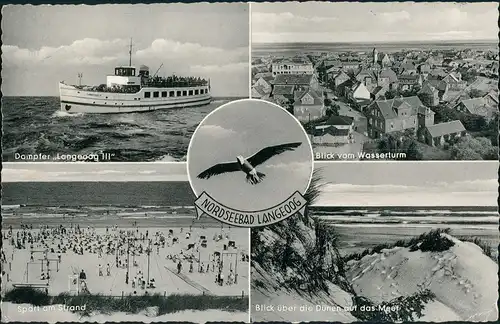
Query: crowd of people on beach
xmin=2 ymin=223 xmax=249 ymax=296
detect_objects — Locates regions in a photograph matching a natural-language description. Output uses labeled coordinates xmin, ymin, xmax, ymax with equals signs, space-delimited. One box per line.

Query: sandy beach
xmin=2 ymin=222 xmax=249 ymax=298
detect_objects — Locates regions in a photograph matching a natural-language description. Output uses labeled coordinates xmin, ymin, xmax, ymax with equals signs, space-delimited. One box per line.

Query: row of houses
xmin=252 ymin=73 xmax=325 ymax=122
xmin=364 ymin=96 xmax=467 ymax=147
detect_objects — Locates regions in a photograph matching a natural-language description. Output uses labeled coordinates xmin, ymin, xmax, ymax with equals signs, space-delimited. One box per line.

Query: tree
xmin=325 ymin=104 xmax=340 ymax=117
xmin=384 ymin=89 xmax=398 ymax=99
xmin=461 ymin=114 xmax=487 ymax=132
xmin=377 ymin=131 xmax=422 ymax=160
xmin=450 ymin=136 xmax=497 ymax=160
xmin=468 ymin=89 xmax=484 ymax=98
xmin=418 ymin=92 xmax=433 ymax=107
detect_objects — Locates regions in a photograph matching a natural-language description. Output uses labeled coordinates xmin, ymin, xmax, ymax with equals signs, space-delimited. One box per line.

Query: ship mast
xmin=129 ymin=38 xmax=133 ymax=66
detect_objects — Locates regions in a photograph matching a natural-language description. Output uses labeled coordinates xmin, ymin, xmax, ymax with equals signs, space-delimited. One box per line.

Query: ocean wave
xmin=3 ymin=97 xmax=222 ymax=162
xmin=52 ymin=110 xmax=84 ymax=118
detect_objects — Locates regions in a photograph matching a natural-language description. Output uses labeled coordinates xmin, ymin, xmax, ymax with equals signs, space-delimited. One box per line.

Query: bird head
xmin=236 ymin=155 xmax=245 ymax=165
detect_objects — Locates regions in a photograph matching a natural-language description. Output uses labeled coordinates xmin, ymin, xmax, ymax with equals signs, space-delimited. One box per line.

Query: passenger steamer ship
xmin=59 ymin=42 xmax=212 ymax=114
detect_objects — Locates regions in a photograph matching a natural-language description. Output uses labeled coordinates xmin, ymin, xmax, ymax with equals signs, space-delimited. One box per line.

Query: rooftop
xmin=426 ymin=120 xmax=466 ymax=137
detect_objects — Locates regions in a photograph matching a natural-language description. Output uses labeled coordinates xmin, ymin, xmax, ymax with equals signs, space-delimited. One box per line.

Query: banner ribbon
xmin=194 ymin=191 xmax=307 ymax=227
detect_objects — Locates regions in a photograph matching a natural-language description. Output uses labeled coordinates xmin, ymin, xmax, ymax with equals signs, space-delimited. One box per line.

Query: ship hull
xmin=59 ymin=83 xmax=212 ymax=114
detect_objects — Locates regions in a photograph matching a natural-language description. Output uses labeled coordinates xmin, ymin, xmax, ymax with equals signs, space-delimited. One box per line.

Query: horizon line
xmin=253 ymin=39 xmax=499 ymax=45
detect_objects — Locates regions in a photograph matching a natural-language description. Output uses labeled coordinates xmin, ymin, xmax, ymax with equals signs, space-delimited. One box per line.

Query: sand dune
xmin=346 ymin=234 xmax=498 ymax=322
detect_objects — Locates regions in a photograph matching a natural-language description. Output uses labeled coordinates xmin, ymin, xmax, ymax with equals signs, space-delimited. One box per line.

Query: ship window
xmin=153 ymin=91 xmax=159 ymax=98
xmin=189 ymin=90 xmax=193 ymax=96
xmin=183 ymin=91 xmax=187 ymax=96
xmin=177 ymin=91 xmax=182 ymax=97
xmin=195 ymin=90 xmax=199 ymax=95
xmin=144 ymin=92 xmax=151 ymax=98
xmin=162 ymin=91 xmax=167 ymax=97
xmin=169 ymin=91 xmax=175 ymax=97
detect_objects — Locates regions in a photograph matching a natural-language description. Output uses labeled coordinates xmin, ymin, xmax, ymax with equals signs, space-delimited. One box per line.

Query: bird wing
xmin=247 ymin=142 xmax=302 ymax=167
xmin=197 ymin=161 xmax=241 ymax=179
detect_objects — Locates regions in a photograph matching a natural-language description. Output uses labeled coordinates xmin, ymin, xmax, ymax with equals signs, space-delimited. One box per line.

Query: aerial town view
xmin=251 ymin=2 xmax=498 ymax=161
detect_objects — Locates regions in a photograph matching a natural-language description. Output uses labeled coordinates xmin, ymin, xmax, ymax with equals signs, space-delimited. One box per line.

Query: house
xmin=253 ymin=72 xmax=273 ymax=82
xmin=442 ymin=72 xmax=467 ymax=90
xmin=311 ymin=126 xmax=351 ymax=145
xmin=251 ymin=85 xmax=270 ymax=99
xmin=417 ymin=64 xmax=432 ymax=77
xmin=454 ymin=97 xmax=498 ymax=121
xmin=426 ymin=79 xmax=449 ymax=102
xmin=317 ymin=115 xmax=355 ymax=131
xmin=271 ymin=84 xmax=295 ymax=102
xmin=340 ymin=61 xmax=361 ymax=72
xmin=483 ymin=91 xmax=499 ymax=108
xmin=253 ymin=75 xmax=274 ymax=93
xmin=423 ymin=120 xmax=466 ymax=147
xmin=378 ymin=53 xmax=392 ymax=67
xmin=398 ymin=75 xmax=423 ymax=91
xmin=377 ymin=69 xmax=398 ymax=87
xmin=355 ymin=69 xmax=378 ymax=87
xmin=293 ymin=87 xmax=325 ymax=122
xmin=329 ymin=71 xmax=350 ymax=89
xmin=346 ymin=81 xmax=371 ymax=103
xmin=487 ymin=61 xmax=499 ymax=76
xmin=417 ymin=106 xmax=435 ymax=129
xmin=365 ymin=96 xmax=422 ymax=139
xmin=324 ymin=60 xmax=342 ymax=70
xmin=272 ymin=58 xmax=314 ymax=76
xmin=311 ymin=115 xmax=355 ymax=144
xmin=274 ymin=74 xmax=320 ymax=91
xmin=399 ymin=63 xmax=417 ymax=75
xmin=370 ymin=85 xmax=389 ymax=100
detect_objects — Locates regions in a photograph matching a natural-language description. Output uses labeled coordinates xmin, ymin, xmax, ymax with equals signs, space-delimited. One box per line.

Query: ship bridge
xmin=106 ymin=66 xmax=141 ymax=88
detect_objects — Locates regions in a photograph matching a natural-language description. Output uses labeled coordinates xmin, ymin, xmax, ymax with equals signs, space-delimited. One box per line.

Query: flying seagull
xmin=197 ymin=142 xmax=302 ymax=185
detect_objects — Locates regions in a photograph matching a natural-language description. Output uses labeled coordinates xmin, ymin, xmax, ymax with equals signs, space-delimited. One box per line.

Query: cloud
xmin=1 ymin=165 xmax=188 ymax=182
xmin=2 ymin=38 xmax=128 ymax=66
xmin=314 ymin=192 xmax=496 ymax=207
xmin=2 ymin=38 xmax=247 ymax=68
xmin=252 ymin=12 xmax=338 ymax=33
xmin=378 ymin=11 xmax=411 ymax=24
xmin=252 ymin=3 xmax=498 ymax=42
xmin=190 ymin=62 xmax=248 ymax=74
xmin=197 ymin=124 xmax=239 ymax=139
xmin=263 ymin=161 xmax=312 ymax=174
xmin=2 ymin=37 xmax=249 ymax=96
xmin=321 ymin=183 xmax=421 ymax=193
xmin=441 ymin=179 xmax=498 ymax=192
xmin=320 ymin=178 xmax=497 ymax=195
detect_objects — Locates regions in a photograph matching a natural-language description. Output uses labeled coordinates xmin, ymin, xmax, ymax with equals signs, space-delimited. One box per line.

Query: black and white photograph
xmin=1 ymin=163 xmax=250 ymax=322
xmin=251 ymin=161 xmax=498 ymax=322
xmin=251 ymin=2 xmax=498 ymax=161
xmin=2 ymin=3 xmax=249 ymax=162
xmin=187 ymin=100 xmax=313 ymax=213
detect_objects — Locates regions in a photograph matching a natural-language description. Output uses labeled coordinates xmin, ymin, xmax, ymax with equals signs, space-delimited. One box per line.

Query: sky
xmin=1 ymin=4 xmax=249 ymax=97
xmin=188 ymin=100 xmax=314 ymax=211
xmin=1 ymin=162 xmax=188 ymax=182
xmin=252 ymin=2 xmax=499 ymax=43
xmin=314 ymin=162 xmax=498 ymax=207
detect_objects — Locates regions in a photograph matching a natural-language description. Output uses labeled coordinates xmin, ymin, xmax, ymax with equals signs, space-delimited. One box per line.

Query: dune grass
xmin=3 ymin=287 xmax=248 ymax=316
xmin=344 ymin=228 xmax=455 ymax=262
xmin=352 ymin=289 xmax=436 ymax=322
